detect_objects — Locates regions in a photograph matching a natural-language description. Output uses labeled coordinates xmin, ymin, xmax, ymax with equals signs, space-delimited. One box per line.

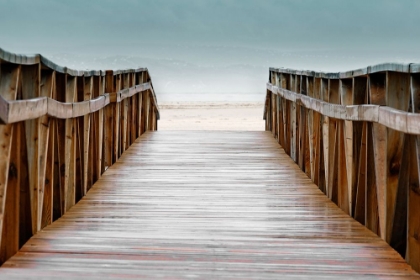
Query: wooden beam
xmin=21 ymin=64 xmax=41 ymax=234
xmin=0 ymin=64 xmax=20 ymax=262
xmin=39 ymin=70 xmax=54 ymax=229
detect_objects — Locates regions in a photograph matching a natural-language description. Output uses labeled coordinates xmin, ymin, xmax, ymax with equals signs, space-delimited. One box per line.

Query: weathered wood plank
xmin=38 ymin=70 xmax=54 ymax=229
xmin=0 ymin=122 xmax=20 ymax=264
xmin=0 ymin=64 xmax=21 ymax=262
xmin=21 ymin=64 xmax=41 ymax=234
xmin=82 ymin=77 xmax=93 ymax=196
xmin=0 ymin=131 xmax=417 ymax=279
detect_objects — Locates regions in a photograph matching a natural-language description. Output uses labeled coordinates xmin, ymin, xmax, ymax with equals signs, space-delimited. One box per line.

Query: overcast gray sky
xmin=1 ymin=0 xmax=419 ymax=101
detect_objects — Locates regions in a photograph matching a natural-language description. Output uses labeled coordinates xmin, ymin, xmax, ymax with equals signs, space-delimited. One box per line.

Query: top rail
xmin=265 ymin=63 xmax=420 ymax=273
xmin=0 ymin=47 xmax=159 ymax=124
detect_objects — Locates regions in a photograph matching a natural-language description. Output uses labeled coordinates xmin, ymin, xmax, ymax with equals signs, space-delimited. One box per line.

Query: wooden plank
xmin=0 ymin=63 xmax=20 ymax=221
xmin=271 ymin=92 xmax=276 ymax=136
xmin=290 ymin=75 xmax=296 ymax=161
xmin=0 ymin=122 xmax=19 ymax=264
xmin=384 ymin=72 xmax=410 ymax=243
xmin=389 ymin=134 xmax=412 ymax=257
xmin=130 ymin=72 xmax=136 ymax=142
xmin=83 ymin=77 xmax=93 ymax=196
xmin=306 ymin=77 xmax=315 ymax=179
xmin=97 ymin=108 xmax=104 ymax=177
xmin=114 ymin=74 xmax=122 ymax=161
xmin=90 ymin=76 xmax=100 ymax=186
xmin=351 ymin=77 xmax=367 ymax=217
xmin=366 ymin=123 xmax=379 ymax=235
xmin=340 ymin=79 xmax=353 ymax=215
xmin=39 ymin=70 xmax=54 ymax=229
xmin=371 ymin=122 xmax=387 ymax=239
xmin=41 ymin=118 xmax=54 ymax=229
xmin=407 ymin=73 xmax=420 ymax=271
xmin=276 ymin=95 xmax=282 ymax=146
xmin=122 ymin=98 xmax=128 ymax=152
xmin=64 ymin=77 xmax=76 ymax=212
xmin=354 ymin=122 xmax=367 ymax=224
xmin=369 ymin=73 xmax=387 ymax=240
xmin=104 ymin=71 xmax=114 ymax=169
xmin=327 ymin=80 xmax=339 ymax=203
xmin=21 ymin=64 xmax=41 ymax=234
xmin=137 ymin=72 xmax=144 ymax=136
xmin=321 ymin=79 xmax=329 ymax=196
xmin=148 ymin=95 xmax=154 ymax=132
xmin=337 ymin=120 xmax=349 ymax=214
xmin=0 ymin=63 xmax=21 ymax=264
xmin=54 ymin=73 xmax=66 ymax=220
xmin=18 ymin=121 xmax=32 ymax=249
xmin=0 ymin=131 xmax=417 ymax=278
xmin=143 ymin=91 xmax=150 ymax=133
xmin=113 ymin=101 xmax=121 ymax=162
xmin=299 ymin=105 xmax=306 ymax=171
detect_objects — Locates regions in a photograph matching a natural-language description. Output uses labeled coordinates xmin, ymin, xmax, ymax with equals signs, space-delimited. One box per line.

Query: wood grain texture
xmin=0 ymin=131 xmax=417 ymax=279
xmin=267 ymin=82 xmax=420 ymax=134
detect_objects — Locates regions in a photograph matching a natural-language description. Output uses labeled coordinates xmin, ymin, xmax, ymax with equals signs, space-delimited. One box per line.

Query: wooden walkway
xmin=0 ymin=131 xmax=418 ymax=279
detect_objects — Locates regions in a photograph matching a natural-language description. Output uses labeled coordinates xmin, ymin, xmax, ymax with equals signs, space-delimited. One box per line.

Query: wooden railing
xmin=265 ymin=63 xmax=420 ymax=272
xmin=0 ymin=48 xmax=159 ymax=263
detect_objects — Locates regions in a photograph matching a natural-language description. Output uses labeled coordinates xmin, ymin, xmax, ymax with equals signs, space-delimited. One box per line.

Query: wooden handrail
xmin=0 ymin=48 xmax=159 ymax=264
xmin=267 ymin=83 xmax=420 ymax=134
xmin=0 ymin=82 xmax=156 ymax=123
xmin=265 ymin=64 xmax=420 ymax=273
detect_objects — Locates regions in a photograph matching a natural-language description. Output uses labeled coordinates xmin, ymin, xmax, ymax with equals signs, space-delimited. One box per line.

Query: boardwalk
xmin=0 ymin=131 xmax=418 ymax=279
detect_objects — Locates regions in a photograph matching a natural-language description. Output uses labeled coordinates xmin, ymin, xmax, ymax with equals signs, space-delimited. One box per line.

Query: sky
xmin=1 ymin=0 xmax=420 ymax=102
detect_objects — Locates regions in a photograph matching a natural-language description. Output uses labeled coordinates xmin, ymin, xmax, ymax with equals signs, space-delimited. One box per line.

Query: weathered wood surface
xmin=0 ymin=49 xmax=159 ymax=265
xmin=266 ymin=67 xmax=420 ymax=273
xmin=0 ymin=131 xmax=417 ymax=279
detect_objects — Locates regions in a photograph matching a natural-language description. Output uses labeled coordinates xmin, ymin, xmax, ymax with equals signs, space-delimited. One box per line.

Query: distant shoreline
xmin=159 ymin=101 xmax=264 ymax=109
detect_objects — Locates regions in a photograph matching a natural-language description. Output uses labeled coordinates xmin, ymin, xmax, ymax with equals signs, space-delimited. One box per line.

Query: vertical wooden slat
xmin=354 ymin=122 xmax=367 ymax=224
xmin=114 ymin=75 xmax=121 ymax=160
xmin=55 ymin=73 xmax=66 ymax=220
xmin=104 ymin=71 xmax=114 ymax=169
xmin=64 ymin=76 xmax=76 ymax=212
xmin=21 ymin=64 xmax=41 ymax=234
xmin=328 ymin=79 xmax=339 ymax=203
xmin=337 ymin=120 xmax=349 ymax=214
xmin=339 ymin=79 xmax=352 ymax=215
xmin=290 ymin=75 xmax=297 ymax=162
xmin=0 ymin=64 xmax=20 ymax=263
xmin=131 ymin=73 xmax=137 ymax=143
xmin=122 ymin=96 xmax=129 ymax=151
xmin=137 ymin=72 xmax=144 ymax=136
xmin=406 ymin=73 xmax=420 ymax=270
xmin=143 ymin=90 xmax=150 ymax=133
xmin=384 ymin=72 xmax=410 ymax=242
xmin=39 ymin=70 xmax=54 ymax=228
xmin=0 ymin=122 xmax=19 ymax=264
xmin=83 ymin=76 xmax=93 ymax=196
xmin=121 ymin=74 xmax=129 ymax=152
xmin=352 ymin=76 xmax=367 ymax=217
xmin=390 ymin=134 xmax=411 ymax=257
xmin=366 ymin=122 xmax=379 ymax=234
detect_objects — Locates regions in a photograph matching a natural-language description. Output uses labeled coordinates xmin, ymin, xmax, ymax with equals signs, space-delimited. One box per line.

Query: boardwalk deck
xmin=0 ymin=131 xmax=418 ymax=279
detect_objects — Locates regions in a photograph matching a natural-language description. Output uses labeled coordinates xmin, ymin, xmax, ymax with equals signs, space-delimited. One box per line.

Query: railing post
xmin=0 ymin=64 xmax=20 ymax=263
xmin=104 ymin=70 xmax=114 ymax=169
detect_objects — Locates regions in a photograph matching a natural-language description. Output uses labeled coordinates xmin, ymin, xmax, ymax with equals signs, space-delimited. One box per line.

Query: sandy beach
xmin=157 ymin=102 xmax=265 ymax=131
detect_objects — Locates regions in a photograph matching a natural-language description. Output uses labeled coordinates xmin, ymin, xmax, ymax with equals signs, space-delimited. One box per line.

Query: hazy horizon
xmin=1 ymin=0 xmax=419 ymax=102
